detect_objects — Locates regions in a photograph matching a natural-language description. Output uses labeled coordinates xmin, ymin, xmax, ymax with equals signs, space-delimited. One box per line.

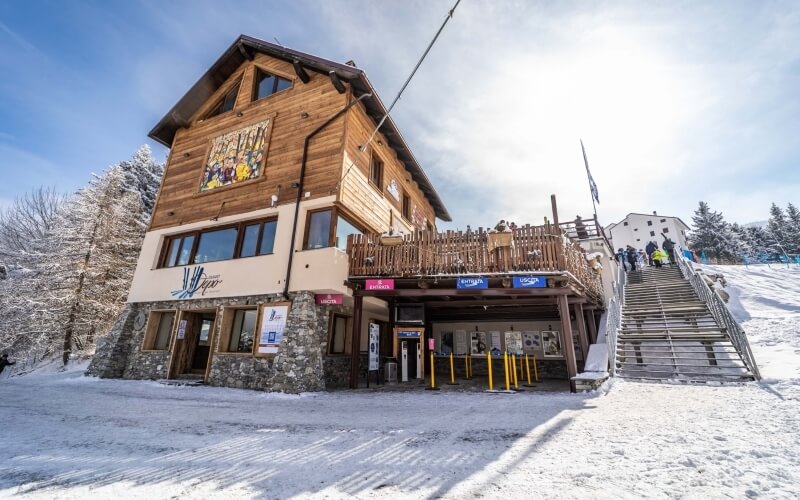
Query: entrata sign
xmin=457 ymin=277 xmax=488 ymax=289
xmin=512 ymin=276 xmax=547 ymax=288
xmin=315 ymin=294 xmax=343 ymax=305
xmin=365 ymin=279 xmax=394 ymax=291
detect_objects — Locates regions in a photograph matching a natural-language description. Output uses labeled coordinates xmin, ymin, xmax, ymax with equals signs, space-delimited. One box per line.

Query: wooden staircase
xmin=616 ymin=266 xmax=755 ymax=382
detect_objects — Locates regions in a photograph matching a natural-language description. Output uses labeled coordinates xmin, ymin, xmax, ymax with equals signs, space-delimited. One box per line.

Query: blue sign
xmin=512 ymin=276 xmax=547 ymax=288
xmin=397 ymin=330 xmax=421 ymax=338
xmin=457 ymin=277 xmax=488 ymax=289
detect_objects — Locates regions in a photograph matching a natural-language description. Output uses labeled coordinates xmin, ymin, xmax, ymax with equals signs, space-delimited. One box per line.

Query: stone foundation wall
xmin=87 ymin=291 xmax=354 ymax=393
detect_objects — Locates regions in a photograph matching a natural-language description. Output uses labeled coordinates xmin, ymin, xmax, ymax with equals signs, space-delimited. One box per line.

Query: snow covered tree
xmin=0 ymin=187 xmax=64 ymax=268
xmin=117 ymin=145 xmax=163 ymax=223
xmin=689 ymin=201 xmax=738 ymax=262
xmin=766 ymin=203 xmax=791 ymax=260
xmin=784 ymin=203 xmax=800 ymax=254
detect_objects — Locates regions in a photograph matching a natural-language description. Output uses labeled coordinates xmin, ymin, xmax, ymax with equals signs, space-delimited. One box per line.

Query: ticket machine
xmin=395 ymin=327 xmax=424 ymax=382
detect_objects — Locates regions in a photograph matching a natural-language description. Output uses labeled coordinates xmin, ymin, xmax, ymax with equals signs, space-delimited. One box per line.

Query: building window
xmin=402 ymin=194 xmax=410 ymax=220
xmin=304 ymin=208 xmax=363 ymax=251
xmin=142 ymin=311 xmax=176 ymax=351
xmin=206 ymin=82 xmax=240 ymax=118
xmin=647 ymin=221 xmax=653 ymax=226
xmin=369 ymin=153 xmax=383 ymax=189
xmin=662 ymin=228 xmax=669 ymax=233
xmin=650 ymin=231 xmax=655 ymax=237
xmin=219 ymin=308 xmax=257 ymax=354
xmin=193 ymin=227 xmax=238 ymax=264
xmin=660 ymin=219 xmax=666 ymax=223
xmin=328 ymin=313 xmax=352 ymax=354
xmin=634 ymin=228 xmax=638 ymax=231
xmin=159 ymin=218 xmax=277 ymax=268
xmin=623 ymin=221 xmax=628 ymax=226
xmin=254 ymin=69 xmax=292 ymax=101
xmin=636 ymin=238 xmax=641 ymax=242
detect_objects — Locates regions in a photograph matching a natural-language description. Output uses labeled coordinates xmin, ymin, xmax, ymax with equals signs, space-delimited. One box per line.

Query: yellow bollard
xmin=425 ymin=351 xmax=440 ymax=391
xmin=503 ymin=352 xmax=510 ymax=391
xmin=487 ymin=353 xmax=494 ymax=391
xmin=533 ymin=354 xmax=539 ymax=382
xmin=512 ymin=354 xmax=519 ymax=389
xmin=524 ymin=353 xmax=535 ymax=387
xmin=469 ymin=355 xmax=473 ymax=379
xmin=464 ymin=354 xmax=471 ymax=380
xmin=448 ymin=352 xmax=458 ymax=385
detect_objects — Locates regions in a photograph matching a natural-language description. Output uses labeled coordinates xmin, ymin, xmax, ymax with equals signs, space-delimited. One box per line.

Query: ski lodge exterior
xmin=88 ymin=35 xmax=613 ymax=393
xmin=607 ymin=212 xmax=690 ymax=252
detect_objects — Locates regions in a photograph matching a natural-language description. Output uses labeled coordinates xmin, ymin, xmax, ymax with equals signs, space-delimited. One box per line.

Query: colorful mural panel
xmin=200 ymin=119 xmax=271 ymax=192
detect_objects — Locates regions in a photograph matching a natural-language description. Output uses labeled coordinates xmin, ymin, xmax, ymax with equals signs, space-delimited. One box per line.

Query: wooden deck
xmin=346 ymin=223 xmax=604 ymax=301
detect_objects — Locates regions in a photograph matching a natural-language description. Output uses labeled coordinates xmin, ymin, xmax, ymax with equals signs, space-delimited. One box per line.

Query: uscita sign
xmin=315 ymin=294 xmax=343 ymax=305
xmin=512 ymin=276 xmax=547 ymax=288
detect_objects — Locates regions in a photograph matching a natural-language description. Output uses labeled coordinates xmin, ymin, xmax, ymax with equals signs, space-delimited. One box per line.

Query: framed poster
xmin=471 ymin=332 xmax=487 ymax=354
xmin=368 ymin=323 xmax=380 ymax=371
xmin=522 ymin=331 xmax=541 ymax=351
xmin=454 ymin=330 xmax=468 ymax=355
xmin=256 ymin=302 xmax=290 ymax=355
xmin=541 ymin=331 xmax=563 ymax=358
xmin=199 ymin=118 xmax=273 ymax=192
xmin=489 ymin=331 xmax=502 ymax=353
xmin=505 ymin=331 xmax=523 ymax=354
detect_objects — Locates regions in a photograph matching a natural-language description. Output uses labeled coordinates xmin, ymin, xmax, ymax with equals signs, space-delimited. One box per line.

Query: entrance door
xmin=169 ymin=310 xmax=217 ymax=380
xmin=401 ymin=339 xmax=421 ymax=382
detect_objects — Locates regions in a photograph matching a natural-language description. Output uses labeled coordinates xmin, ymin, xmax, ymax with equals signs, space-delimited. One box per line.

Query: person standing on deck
xmin=574 ymin=216 xmax=589 ymax=239
xmin=645 ymin=241 xmax=658 ymax=266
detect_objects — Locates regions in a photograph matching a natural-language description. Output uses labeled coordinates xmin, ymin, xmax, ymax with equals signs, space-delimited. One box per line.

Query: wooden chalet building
xmin=88 ymin=35 xmax=450 ymax=392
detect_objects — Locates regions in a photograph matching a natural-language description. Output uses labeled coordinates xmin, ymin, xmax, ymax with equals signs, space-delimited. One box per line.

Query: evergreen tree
xmin=784 ymin=203 xmax=800 ymax=254
xmin=689 ymin=201 xmax=737 ymax=262
xmin=766 ymin=203 xmax=790 ymax=260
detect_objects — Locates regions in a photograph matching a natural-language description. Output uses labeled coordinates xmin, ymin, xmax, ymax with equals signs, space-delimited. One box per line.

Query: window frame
xmin=369 ymin=152 xmax=384 ymax=192
xmin=328 ymin=313 xmax=353 ymax=355
xmin=205 ymin=81 xmax=241 ymax=119
xmin=252 ymin=68 xmax=294 ymax=102
xmin=402 ymin=194 xmax=411 ymax=221
xmin=158 ymin=217 xmax=278 ymax=269
xmin=303 ymin=206 xmax=365 ymax=251
xmin=141 ymin=310 xmax=178 ymax=352
xmin=217 ymin=306 xmax=260 ymax=356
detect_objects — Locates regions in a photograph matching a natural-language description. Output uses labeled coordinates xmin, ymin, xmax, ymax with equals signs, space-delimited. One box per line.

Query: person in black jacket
xmin=662 ymin=234 xmax=677 ymax=265
xmin=626 ymin=246 xmax=638 ymax=272
xmin=0 ymin=353 xmax=15 ymax=376
xmin=645 ymin=241 xmax=658 ymax=266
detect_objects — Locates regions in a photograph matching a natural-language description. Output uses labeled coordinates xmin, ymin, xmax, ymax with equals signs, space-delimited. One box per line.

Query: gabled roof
xmin=148 ymin=35 xmax=451 ymax=221
xmin=608 ymin=212 xmax=691 ymax=231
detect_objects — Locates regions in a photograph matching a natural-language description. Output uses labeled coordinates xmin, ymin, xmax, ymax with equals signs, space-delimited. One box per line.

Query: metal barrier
xmin=605 ymin=260 xmax=626 ymax=376
xmin=673 ymin=249 xmax=762 ymax=380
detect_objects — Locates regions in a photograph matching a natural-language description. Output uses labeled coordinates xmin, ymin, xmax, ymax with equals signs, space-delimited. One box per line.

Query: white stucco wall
xmin=608 ymin=213 xmax=689 ymax=252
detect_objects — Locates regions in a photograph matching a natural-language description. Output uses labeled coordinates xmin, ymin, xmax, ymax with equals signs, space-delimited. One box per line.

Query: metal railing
xmin=673 ymin=249 xmax=761 ymax=380
xmin=605 ymin=258 xmax=626 ymax=376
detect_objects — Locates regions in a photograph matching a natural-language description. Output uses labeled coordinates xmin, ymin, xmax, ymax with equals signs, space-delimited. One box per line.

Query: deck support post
xmin=585 ymin=309 xmax=598 ymax=344
xmin=574 ymin=303 xmax=590 ymax=363
xmin=349 ymin=295 xmax=364 ymax=389
xmin=558 ymin=294 xmax=578 ymax=392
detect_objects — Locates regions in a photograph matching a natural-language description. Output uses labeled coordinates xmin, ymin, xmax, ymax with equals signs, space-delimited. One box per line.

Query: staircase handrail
xmin=673 ymin=249 xmax=761 ymax=380
xmin=605 ymin=259 xmax=626 ymax=376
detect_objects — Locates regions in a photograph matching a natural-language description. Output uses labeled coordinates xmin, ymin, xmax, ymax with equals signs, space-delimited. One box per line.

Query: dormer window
xmin=370 ymin=153 xmax=383 ymax=189
xmin=254 ymin=69 xmax=292 ymax=101
xmin=206 ymin=83 xmax=240 ymax=118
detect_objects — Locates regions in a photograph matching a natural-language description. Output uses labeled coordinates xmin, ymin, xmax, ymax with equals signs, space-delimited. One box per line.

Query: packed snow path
xmin=1 ymin=263 xmax=799 ymax=499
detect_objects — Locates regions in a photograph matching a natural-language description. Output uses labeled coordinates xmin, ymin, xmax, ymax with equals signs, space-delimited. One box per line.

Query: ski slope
xmin=0 ymin=264 xmax=798 ymax=499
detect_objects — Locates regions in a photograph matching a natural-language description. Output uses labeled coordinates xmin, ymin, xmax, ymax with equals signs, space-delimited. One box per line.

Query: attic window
xmin=207 ymin=83 xmax=240 ymax=118
xmin=255 ymin=70 xmax=292 ymax=101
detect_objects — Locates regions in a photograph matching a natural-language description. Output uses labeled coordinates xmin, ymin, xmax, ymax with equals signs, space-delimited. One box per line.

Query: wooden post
xmin=348 ymin=295 xmax=364 ymax=389
xmin=558 ymin=294 xmax=578 ymax=393
xmin=550 ymin=194 xmax=560 ymax=227
xmin=586 ymin=309 xmax=598 ymax=344
xmin=574 ymin=303 xmax=590 ymax=363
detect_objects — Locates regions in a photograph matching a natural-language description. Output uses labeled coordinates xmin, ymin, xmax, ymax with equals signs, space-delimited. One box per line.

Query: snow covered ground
xmin=1 ymin=264 xmax=798 ymax=499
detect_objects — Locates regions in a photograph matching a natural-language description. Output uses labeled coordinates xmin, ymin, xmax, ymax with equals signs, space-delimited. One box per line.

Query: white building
xmin=606 ymin=212 xmax=690 ymax=252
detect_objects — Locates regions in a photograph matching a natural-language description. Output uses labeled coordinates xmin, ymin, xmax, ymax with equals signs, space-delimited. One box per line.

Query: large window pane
xmin=335 ymin=215 xmax=362 ymax=251
xmin=239 ymin=224 xmax=261 ymax=258
xmin=193 ymin=228 xmax=237 ymax=263
xmin=259 ymin=220 xmax=277 ymax=255
xmin=154 ymin=312 xmax=175 ymax=350
xmin=228 ymin=309 xmax=257 ymax=353
xmin=305 ymin=210 xmax=332 ymax=249
xmin=275 ymin=77 xmax=292 ymax=93
xmin=177 ymin=235 xmax=194 ymax=266
xmin=330 ymin=315 xmax=348 ymax=354
xmin=165 ymin=238 xmax=181 ymax=267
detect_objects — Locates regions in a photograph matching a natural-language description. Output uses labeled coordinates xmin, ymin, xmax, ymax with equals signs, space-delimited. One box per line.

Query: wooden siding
xmin=150 ymin=53 xmax=349 ymax=230
xmin=338 ymin=101 xmax=436 ymax=233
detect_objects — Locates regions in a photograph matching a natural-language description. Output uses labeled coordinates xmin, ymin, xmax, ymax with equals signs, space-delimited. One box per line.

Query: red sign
xmin=365 ymin=279 xmax=395 ymax=291
xmin=315 ymin=294 xmax=343 ymax=305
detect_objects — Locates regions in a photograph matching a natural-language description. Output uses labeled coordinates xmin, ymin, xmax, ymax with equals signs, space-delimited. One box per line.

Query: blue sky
xmin=1 ymin=0 xmax=799 ymax=228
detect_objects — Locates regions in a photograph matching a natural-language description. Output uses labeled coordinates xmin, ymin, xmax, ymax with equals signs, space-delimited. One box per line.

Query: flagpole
xmin=580 ymin=139 xmax=598 ymax=220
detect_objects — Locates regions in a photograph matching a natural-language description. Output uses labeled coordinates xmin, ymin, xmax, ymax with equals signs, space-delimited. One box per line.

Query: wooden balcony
xmin=346 ymin=223 xmax=604 ymax=302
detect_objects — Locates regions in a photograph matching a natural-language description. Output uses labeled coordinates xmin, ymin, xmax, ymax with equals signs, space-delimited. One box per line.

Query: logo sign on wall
xmin=365 ymin=279 xmax=394 ymax=291
xmin=457 ymin=277 xmax=488 ymax=289
xmin=512 ymin=276 xmax=547 ymax=288
xmin=257 ymin=303 xmax=289 ymax=354
xmin=171 ymin=266 xmax=223 ymax=300
xmin=397 ymin=330 xmax=421 ymax=338
xmin=315 ymin=294 xmax=343 ymax=305
xmin=176 ymin=320 xmax=188 ymax=340
xmin=368 ymin=323 xmax=380 ymax=371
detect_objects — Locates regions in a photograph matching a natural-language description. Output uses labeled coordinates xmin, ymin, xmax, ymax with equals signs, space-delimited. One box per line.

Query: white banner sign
xmin=258 ymin=304 xmax=289 ymax=354
xmin=368 ymin=323 xmax=380 ymax=371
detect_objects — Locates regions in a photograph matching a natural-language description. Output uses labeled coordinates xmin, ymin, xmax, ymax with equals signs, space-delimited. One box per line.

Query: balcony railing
xmin=346 ymin=223 xmax=603 ymax=300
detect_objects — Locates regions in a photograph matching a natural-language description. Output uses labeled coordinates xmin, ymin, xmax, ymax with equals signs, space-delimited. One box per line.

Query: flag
xmin=580 ymin=139 xmax=599 ymax=204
